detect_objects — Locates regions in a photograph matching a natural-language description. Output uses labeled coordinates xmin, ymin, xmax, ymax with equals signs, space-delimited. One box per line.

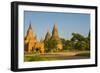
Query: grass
xmin=75 ymin=52 xmax=90 ymax=57
xmin=24 ymin=50 xmax=90 ymax=62
xmin=24 ymin=55 xmax=63 ymax=62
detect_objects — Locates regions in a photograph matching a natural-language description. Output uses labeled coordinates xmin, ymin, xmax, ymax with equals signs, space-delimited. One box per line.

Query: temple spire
xmin=44 ymin=31 xmax=51 ymax=42
xmin=53 ymin=23 xmax=57 ymax=30
xmin=29 ymin=21 xmax=32 ymax=29
xmin=51 ymin=23 xmax=59 ymax=40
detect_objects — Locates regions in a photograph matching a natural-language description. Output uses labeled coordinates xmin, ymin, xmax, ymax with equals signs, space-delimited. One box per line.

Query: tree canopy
xmin=44 ymin=32 xmax=90 ymax=52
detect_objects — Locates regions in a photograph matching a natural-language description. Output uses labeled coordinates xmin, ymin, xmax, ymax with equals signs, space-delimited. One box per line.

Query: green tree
xmin=71 ymin=33 xmax=85 ymax=42
xmin=63 ymin=40 xmax=73 ymax=50
xmin=44 ymin=40 xmax=58 ymax=52
xmin=70 ymin=33 xmax=90 ymax=50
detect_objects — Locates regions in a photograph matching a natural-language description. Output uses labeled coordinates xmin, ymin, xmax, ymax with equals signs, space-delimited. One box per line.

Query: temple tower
xmin=24 ymin=22 xmax=37 ymax=53
xmin=44 ymin=31 xmax=51 ymax=42
xmin=51 ymin=24 xmax=62 ymax=50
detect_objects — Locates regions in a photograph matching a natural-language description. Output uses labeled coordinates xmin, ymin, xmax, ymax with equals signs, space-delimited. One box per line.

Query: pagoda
xmin=51 ymin=24 xmax=62 ymax=50
xmin=24 ymin=22 xmax=37 ymax=53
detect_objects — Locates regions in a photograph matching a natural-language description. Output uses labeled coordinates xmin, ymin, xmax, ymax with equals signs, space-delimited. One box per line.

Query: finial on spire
xmin=29 ymin=20 xmax=32 ymax=29
xmin=52 ymin=23 xmax=58 ymax=33
xmin=54 ymin=23 xmax=57 ymax=29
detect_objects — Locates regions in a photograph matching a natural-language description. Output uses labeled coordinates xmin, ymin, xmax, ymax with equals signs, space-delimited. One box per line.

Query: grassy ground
xmin=24 ymin=55 xmax=63 ymax=62
xmin=24 ymin=50 xmax=90 ymax=62
xmin=75 ymin=52 xmax=90 ymax=57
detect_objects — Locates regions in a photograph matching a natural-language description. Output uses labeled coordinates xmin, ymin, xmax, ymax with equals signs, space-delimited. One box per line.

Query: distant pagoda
xmin=24 ymin=22 xmax=63 ymax=53
xmin=44 ymin=24 xmax=63 ymax=50
xmin=24 ymin=22 xmax=44 ymax=53
xmin=51 ymin=24 xmax=62 ymax=50
xmin=51 ymin=24 xmax=59 ymax=40
xmin=24 ymin=22 xmax=37 ymax=53
xmin=44 ymin=31 xmax=51 ymax=42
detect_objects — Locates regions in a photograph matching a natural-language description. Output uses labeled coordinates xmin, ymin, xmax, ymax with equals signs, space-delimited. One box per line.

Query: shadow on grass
xmin=75 ymin=52 xmax=90 ymax=57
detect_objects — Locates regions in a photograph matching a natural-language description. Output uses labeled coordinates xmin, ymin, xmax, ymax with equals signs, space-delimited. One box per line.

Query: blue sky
xmin=24 ymin=11 xmax=90 ymax=40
